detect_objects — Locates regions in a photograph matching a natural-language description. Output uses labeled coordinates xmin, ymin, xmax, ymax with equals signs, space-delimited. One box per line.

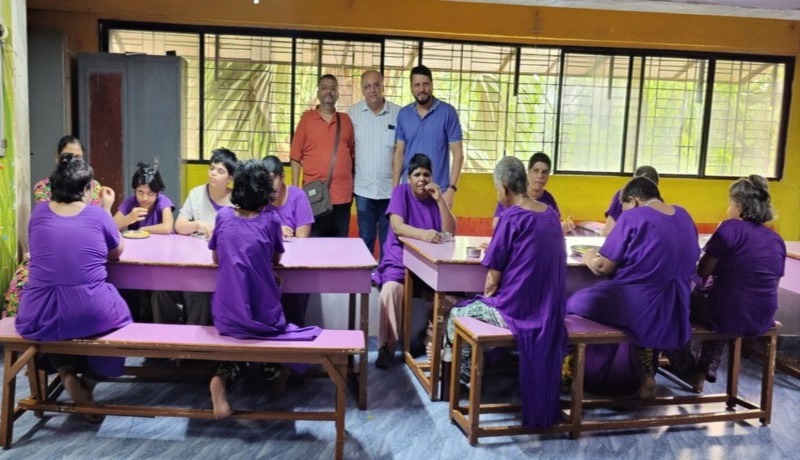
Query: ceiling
xmin=450 ymin=0 xmax=800 ymax=20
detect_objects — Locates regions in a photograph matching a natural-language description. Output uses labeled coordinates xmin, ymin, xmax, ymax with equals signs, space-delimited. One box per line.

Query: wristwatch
xmin=448 ymin=184 xmax=458 ymax=192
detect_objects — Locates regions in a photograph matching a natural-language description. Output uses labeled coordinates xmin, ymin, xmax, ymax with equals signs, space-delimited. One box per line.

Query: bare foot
xmin=639 ymin=373 xmax=656 ymax=399
xmin=210 ymin=375 xmax=233 ymax=419
xmin=691 ymin=372 xmax=705 ymax=393
xmin=61 ymin=372 xmax=102 ymax=423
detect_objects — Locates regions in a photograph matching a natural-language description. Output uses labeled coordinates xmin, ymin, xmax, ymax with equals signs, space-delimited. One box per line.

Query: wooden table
xmin=106 ymin=234 xmax=376 ymax=409
xmin=774 ymin=241 xmax=800 ymax=378
xmin=400 ymin=235 xmax=600 ymax=401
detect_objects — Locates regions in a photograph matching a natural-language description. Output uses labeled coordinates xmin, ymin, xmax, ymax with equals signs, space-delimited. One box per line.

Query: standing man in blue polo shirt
xmin=392 ymin=65 xmax=464 ymax=209
xmin=349 ymin=70 xmax=400 ymax=259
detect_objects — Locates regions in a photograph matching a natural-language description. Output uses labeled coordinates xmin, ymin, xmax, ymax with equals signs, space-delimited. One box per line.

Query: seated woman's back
xmin=706 ymin=219 xmax=785 ymax=335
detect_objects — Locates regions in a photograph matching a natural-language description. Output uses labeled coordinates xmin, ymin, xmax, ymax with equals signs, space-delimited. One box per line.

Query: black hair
xmin=410 ymin=65 xmax=433 ymax=83
xmin=528 ymin=152 xmax=552 ymax=171
xmin=620 ymin=176 xmax=662 ymax=203
xmin=634 ymin=165 xmax=660 ymax=185
xmin=131 ymin=161 xmax=165 ymax=193
xmin=729 ymin=175 xmax=774 ymax=224
xmin=231 ymin=159 xmax=276 ymax=212
xmin=261 ymin=155 xmax=285 ymax=178
xmin=318 ymin=74 xmax=338 ymax=86
xmin=209 ymin=148 xmax=239 ymax=176
xmin=56 ymin=135 xmax=83 ymax=155
xmin=49 ymin=154 xmax=93 ymax=203
xmin=407 ymin=153 xmax=433 ymax=177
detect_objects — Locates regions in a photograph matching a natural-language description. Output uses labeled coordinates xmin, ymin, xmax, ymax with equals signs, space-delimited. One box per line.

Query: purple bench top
xmin=0 ymin=318 xmax=364 ymax=353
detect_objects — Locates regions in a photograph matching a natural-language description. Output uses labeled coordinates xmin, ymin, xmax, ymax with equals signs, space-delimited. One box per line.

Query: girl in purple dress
xmin=113 ymin=161 xmax=175 ymax=234
xmin=16 ymin=155 xmax=132 ymax=416
xmin=666 ymin=175 xmax=785 ymax=392
xmin=263 ymin=155 xmax=315 ymax=326
xmin=491 ymin=152 xmax=575 ymax=234
xmin=447 ymin=156 xmax=567 ymax=428
xmin=372 ymin=153 xmax=457 ymax=369
xmin=208 ymin=160 xmax=321 ymax=418
xmin=601 ymin=165 xmax=659 ymax=236
xmin=567 ymin=177 xmax=699 ymax=398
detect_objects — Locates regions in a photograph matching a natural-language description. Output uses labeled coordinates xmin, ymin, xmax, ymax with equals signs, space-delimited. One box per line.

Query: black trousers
xmin=310 ymin=202 xmax=352 ymax=237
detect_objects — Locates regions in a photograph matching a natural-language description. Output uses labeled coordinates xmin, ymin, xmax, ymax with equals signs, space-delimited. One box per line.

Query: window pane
xmin=559 ymin=53 xmax=629 ymax=173
xmin=509 ymin=47 xmax=561 ymax=163
xmin=383 ymin=40 xmax=418 ymax=106
xmin=706 ymin=60 xmax=784 ymax=178
xmin=421 ymin=42 xmax=516 ymax=172
xmin=203 ymin=35 xmax=293 ymax=161
xmin=108 ymin=30 xmax=200 ymax=160
xmin=629 ymin=56 xmax=707 ymax=175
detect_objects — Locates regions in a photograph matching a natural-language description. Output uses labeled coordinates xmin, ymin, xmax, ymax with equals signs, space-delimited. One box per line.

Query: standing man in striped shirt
xmin=348 ymin=70 xmax=401 ymax=259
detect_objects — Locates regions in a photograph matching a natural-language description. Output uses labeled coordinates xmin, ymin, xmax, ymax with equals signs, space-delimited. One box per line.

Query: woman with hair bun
xmin=666 ymin=175 xmax=786 ymax=392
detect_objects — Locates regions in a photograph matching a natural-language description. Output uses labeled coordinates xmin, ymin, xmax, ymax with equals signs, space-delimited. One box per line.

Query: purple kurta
xmin=604 ymin=190 xmax=623 ymax=221
xmin=567 ymin=206 xmax=700 ymax=350
xmin=16 ymin=203 xmax=132 ymax=376
xmin=118 ymin=194 xmax=174 ymax=230
xmin=208 ymin=207 xmax=321 ymax=340
xmin=372 ymin=184 xmax=443 ymax=285
xmin=468 ymin=205 xmax=566 ymax=428
xmin=493 ymin=189 xmax=560 ymax=219
xmin=704 ymin=219 xmax=785 ymax=336
xmin=267 ymin=185 xmax=315 ymax=231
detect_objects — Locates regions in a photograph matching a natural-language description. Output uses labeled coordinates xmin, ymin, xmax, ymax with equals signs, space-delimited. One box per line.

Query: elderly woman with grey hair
xmin=665 ymin=175 xmax=785 ymax=392
xmin=446 ymin=155 xmax=567 ymax=429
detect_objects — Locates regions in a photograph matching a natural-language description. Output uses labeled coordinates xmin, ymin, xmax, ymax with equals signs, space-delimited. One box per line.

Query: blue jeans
xmin=355 ymin=194 xmax=389 ymax=260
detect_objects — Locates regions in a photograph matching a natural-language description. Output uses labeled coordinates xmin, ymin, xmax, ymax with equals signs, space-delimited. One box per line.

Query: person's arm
xmin=443 ymin=141 xmax=464 ymax=208
xmin=697 ymin=253 xmax=719 ymax=278
xmin=392 ymin=141 xmax=405 ymax=187
xmin=291 ymin=159 xmax=303 ymax=188
xmin=211 ymin=250 xmax=219 ymax=265
xmin=561 ymin=216 xmax=576 ymax=234
xmin=108 ymin=240 xmax=125 ymax=261
xmin=491 ymin=217 xmax=499 ymax=231
xmin=390 ymin=213 xmax=440 ymax=243
xmin=113 ymin=207 xmax=149 ymax=230
xmin=435 ymin=186 xmax=457 ymax=234
xmin=484 ymin=268 xmax=502 ymax=297
xmin=295 ymin=224 xmax=311 ymax=238
xmin=140 ymin=207 xmax=175 ymax=235
xmin=602 ymin=216 xmax=616 ymax=236
xmin=584 ymin=248 xmax=618 ymax=276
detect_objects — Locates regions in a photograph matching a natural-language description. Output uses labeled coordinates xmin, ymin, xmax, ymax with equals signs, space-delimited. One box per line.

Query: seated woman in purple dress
xmin=263 ymin=155 xmax=315 ymax=326
xmin=372 ymin=153 xmax=457 ymax=369
xmin=601 ymin=165 xmax=659 ymax=236
xmin=447 ymin=156 xmax=566 ymax=429
xmin=208 ymin=160 xmax=321 ymax=418
xmin=113 ymin=161 xmax=175 ymax=234
xmin=567 ymin=177 xmax=700 ymax=398
xmin=5 ymin=136 xmax=103 ymax=317
xmin=491 ymin=152 xmax=575 ymax=234
xmin=665 ymin=175 xmax=785 ymax=392
xmin=15 ymin=154 xmax=132 ymax=414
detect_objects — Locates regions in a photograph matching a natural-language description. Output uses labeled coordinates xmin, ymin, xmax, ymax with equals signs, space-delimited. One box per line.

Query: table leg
xmin=429 ymin=291 xmax=444 ymax=401
xmin=358 ymin=292 xmax=369 ymax=410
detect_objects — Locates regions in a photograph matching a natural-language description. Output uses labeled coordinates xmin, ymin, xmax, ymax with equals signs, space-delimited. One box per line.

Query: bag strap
xmin=325 ymin=113 xmax=341 ymax=190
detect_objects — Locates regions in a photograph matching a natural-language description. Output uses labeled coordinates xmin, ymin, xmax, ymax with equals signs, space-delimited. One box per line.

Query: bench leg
xmin=569 ymin=344 xmax=586 ymax=439
xmin=321 ymin=357 xmax=348 ymax=460
xmin=760 ymin=334 xmax=777 ymax=425
xmin=1 ymin=349 xmax=18 ymax=448
xmin=429 ymin=291 xmax=445 ymax=401
xmin=726 ymin=338 xmax=742 ymax=409
xmin=24 ymin=356 xmax=45 ymax=418
xmin=467 ymin=340 xmax=483 ymax=445
xmin=449 ymin=331 xmax=462 ymax=423
xmin=358 ymin=292 xmax=369 ymax=411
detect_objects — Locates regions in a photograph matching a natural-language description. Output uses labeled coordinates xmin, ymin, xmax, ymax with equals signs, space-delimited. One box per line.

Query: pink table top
xmin=108 ymin=234 xmax=376 ymax=293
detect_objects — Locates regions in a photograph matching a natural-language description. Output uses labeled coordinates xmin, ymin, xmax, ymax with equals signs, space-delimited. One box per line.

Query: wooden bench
xmin=0 ymin=318 xmax=365 ymax=460
xmin=449 ymin=315 xmax=779 ymax=444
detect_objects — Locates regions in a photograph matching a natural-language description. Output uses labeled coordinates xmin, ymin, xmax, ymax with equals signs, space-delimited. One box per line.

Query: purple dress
xmin=208 ymin=207 xmax=321 ymax=340
xmin=267 ymin=185 xmax=315 ymax=231
xmin=567 ymin=206 xmax=700 ymax=350
xmin=605 ymin=190 xmax=622 ymax=221
xmin=372 ymin=184 xmax=442 ymax=285
xmin=118 ymin=194 xmax=174 ymax=230
xmin=466 ymin=205 xmax=566 ymax=428
xmin=494 ymin=189 xmax=560 ymax=218
xmin=704 ymin=219 xmax=785 ymax=335
xmin=16 ymin=203 xmax=132 ymax=376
